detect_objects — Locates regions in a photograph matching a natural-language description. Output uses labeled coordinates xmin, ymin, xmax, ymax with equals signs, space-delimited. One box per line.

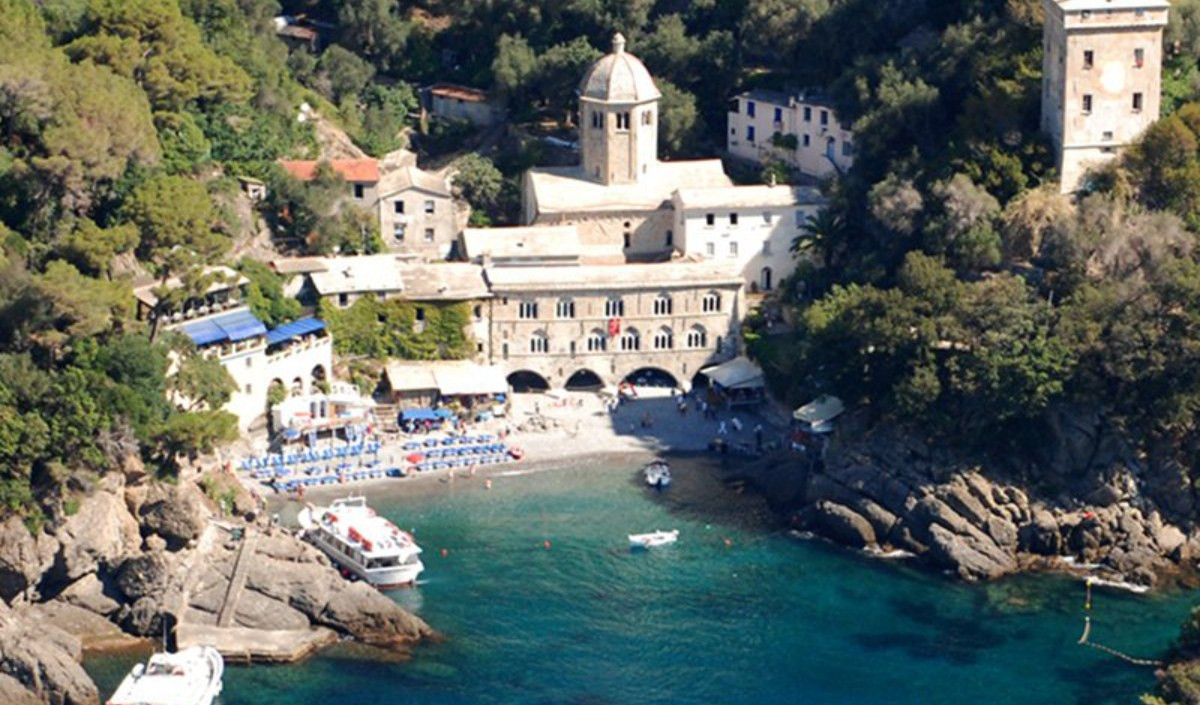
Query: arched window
xmin=530 ymin=331 xmax=549 ymax=354
xmin=761 ymin=267 xmax=773 ymax=291
xmin=702 ymin=291 xmax=721 ymax=313
xmin=556 ymin=298 xmax=576 ymax=319
xmin=686 ymin=325 xmax=708 ymax=349
xmin=620 ymin=327 xmax=641 ymax=352
xmin=653 ymin=293 xmax=673 ymax=316
xmin=586 ymin=329 xmax=607 ymax=352
xmin=605 ymin=297 xmax=625 ymax=317
xmin=653 ymin=326 xmax=673 ymax=350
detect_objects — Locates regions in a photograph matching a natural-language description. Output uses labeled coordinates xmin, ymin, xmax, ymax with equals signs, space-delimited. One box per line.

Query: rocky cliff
xmin=744 ymin=407 xmax=1198 ymax=587
xmin=0 ymin=464 xmax=433 ymax=704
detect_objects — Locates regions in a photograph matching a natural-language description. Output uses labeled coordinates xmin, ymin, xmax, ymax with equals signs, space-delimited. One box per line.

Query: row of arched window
xmin=527 ymin=325 xmax=710 ymax=354
xmin=517 ymin=293 xmax=722 ymax=320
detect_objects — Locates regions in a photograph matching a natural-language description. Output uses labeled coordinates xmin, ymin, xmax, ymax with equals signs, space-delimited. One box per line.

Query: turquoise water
xmin=89 ymin=457 xmax=1196 ymax=704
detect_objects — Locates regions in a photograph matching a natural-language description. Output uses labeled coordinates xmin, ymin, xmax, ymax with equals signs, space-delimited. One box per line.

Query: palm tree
xmin=791 ymin=209 xmax=845 ymax=270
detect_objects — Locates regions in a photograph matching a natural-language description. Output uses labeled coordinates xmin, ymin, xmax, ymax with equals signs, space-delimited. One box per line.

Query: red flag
xmin=608 ymin=317 xmax=621 ymax=336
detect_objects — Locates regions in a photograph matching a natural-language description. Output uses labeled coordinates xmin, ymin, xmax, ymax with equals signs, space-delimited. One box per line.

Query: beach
xmin=238 ymin=387 xmax=790 ymax=504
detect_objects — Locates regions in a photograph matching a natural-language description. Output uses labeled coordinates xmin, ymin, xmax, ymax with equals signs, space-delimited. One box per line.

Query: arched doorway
xmin=761 ymin=266 xmax=773 ymax=291
xmin=565 ymin=369 xmax=604 ymax=391
xmin=507 ymin=370 xmax=549 ymax=393
xmin=311 ymin=364 xmax=327 ymax=388
xmin=291 ymin=376 xmax=305 ymax=395
xmin=825 ymin=137 xmax=836 ymax=161
xmin=622 ymin=367 xmax=679 ymax=389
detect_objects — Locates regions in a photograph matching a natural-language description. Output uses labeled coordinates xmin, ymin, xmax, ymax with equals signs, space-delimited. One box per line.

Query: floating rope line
xmin=1078 ymin=578 xmax=1163 ymax=667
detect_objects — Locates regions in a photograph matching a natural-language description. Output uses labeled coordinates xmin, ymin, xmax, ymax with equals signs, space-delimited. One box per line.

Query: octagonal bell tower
xmin=578 ymin=33 xmax=661 ymax=185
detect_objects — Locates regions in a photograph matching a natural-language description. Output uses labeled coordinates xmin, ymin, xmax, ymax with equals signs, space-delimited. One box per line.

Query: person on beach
xmin=754 ymin=424 xmax=763 ymax=451
xmin=718 ymin=421 xmax=728 ymax=436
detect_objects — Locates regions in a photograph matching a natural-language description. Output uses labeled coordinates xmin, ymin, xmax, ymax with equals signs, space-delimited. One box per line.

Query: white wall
xmin=220 ymin=336 xmax=334 ymax=431
xmin=726 ymin=95 xmax=854 ymax=179
xmin=676 ymin=202 xmax=821 ymax=293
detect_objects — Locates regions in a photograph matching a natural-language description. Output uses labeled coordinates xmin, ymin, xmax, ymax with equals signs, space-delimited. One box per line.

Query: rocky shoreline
xmin=0 ymin=460 xmax=432 ymax=705
xmin=731 ymin=407 xmax=1200 ymax=589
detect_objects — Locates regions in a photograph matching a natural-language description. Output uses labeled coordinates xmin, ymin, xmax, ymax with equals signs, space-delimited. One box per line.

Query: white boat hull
xmin=307 ymin=530 xmax=424 ymax=588
xmin=629 ymin=530 xmax=679 ymax=549
xmin=107 ymin=646 xmax=223 ymax=705
xmin=643 ymin=462 xmax=671 ymax=487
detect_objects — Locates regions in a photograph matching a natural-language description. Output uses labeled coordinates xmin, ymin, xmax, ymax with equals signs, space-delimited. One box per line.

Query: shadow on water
xmin=851 ymin=595 xmax=1011 ymax=666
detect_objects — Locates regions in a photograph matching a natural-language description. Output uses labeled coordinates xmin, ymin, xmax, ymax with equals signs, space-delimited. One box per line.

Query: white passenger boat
xmin=106 ymin=646 xmax=223 ymax=705
xmin=643 ymin=460 xmax=671 ymax=488
xmin=298 ymin=496 xmax=424 ymax=589
xmin=629 ymin=529 xmax=679 ymax=549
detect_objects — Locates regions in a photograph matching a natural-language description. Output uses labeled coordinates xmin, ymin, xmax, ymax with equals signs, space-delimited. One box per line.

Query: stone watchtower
xmin=1041 ymin=0 xmax=1169 ymax=193
xmin=578 ymin=33 xmax=661 ymax=185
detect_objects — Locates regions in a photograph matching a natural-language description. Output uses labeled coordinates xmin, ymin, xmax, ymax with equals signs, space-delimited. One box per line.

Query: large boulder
xmin=318 ymin=582 xmax=432 ymax=649
xmin=812 ymin=501 xmax=876 ymax=548
xmin=0 ymin=609 xmax=98 ymax=705
xmin=0 ymin=517 xmax=58 ymax=604
xmin=48 ymin=491 xmax=140 ymax=587
xmin=137 ymin=484 xmax=209 ymax=550
xmin=114 ymin=552 xmax=173 ymax=602
xmin=57 ymin=575 xmax=121 ymax=617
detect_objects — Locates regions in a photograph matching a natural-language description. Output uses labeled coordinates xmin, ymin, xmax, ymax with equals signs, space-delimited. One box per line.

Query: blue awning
xmin=217 ymin=310 xmax=268 ymax=342
xmin=401 ymin=408 xmax=439 ymax=422
xmin=266 ymin=317 xmax=327 ymax=346
xmin=179 ymin=318 xmax=225 ymax=346
xmin=179 ymin=310 xmax=267 ymax=347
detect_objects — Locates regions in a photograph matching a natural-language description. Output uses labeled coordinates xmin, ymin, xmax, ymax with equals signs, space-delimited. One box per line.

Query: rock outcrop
xmin=0 ymin=467 xmax=433 ymax=704
xmin=0 ymin=603 xmax=98 ymax=705
xmin=751 ymin=408 xmax=1197 ymax=587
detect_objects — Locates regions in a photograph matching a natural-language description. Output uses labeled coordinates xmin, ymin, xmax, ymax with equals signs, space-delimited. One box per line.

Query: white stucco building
xmin=673 ymin=184 xmax=824 ymax=293
xmin=133 ymin=269 xmax=333 ymax=431
xmin=726 ymin=90 xmax=854 ymax=179
xmin=1041 ymin=0 xmax=1168 ymax=193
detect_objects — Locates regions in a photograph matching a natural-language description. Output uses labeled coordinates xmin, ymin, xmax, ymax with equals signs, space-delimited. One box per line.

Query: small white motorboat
xmin=643 ymin=460 xmax=671 ymax=488
xmin=106 ymin=645 xmax=223 ymax=705
xmin=629 ymin=529 xmax=679 ymax=549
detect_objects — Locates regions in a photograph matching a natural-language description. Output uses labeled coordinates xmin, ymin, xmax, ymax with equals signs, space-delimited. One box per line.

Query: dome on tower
xmin=578 ymin=33 xmax=661 ymax=103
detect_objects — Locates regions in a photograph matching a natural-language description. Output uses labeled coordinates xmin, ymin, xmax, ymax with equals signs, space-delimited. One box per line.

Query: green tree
xmin=315 ymin=45 xmax=375 ymax=104
xmin=657 ymin=80 xmax=701 ymax=157
xmin=492 ymin=34 xmax=537 ymax=105
xmin=154 ymin=111 xmax=212 ymax=174
xmin=452 ymin=154 xmax=504 ymax=215
xmin=56 ymin=219 xmax=139 ymax=277
xmin=238 ymin=257 xmax=301 ymax=327
xmin=169 ymin=353 xmax=236 ymax=411
xmin=123 ymin=173 xmax=226 ymax=263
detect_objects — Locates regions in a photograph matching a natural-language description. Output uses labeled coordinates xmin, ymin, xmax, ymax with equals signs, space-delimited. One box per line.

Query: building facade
xmin=1041 ymin=0 xmax=1168 ymax=193
xmin=726 ymin=90 xmax=855 ymax=179
xmin=484 ymin=263 xmax=743 ymax=390
xmin=425 ymin=83 xmax=503 ymax=127
xmin=673 ymin=185 xmax=824 ymax=293
xmin=377 ymin=166 xmax=459 ymax=259
xmin=134 ymin=271 xmax=332 ymax=431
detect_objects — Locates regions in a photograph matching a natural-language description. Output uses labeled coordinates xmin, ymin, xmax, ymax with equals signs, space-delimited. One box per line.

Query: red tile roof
xmin=430 ymin=83 xmax=489 ymax=103
xmin=279 ymin=159 xmax=380 ymax=183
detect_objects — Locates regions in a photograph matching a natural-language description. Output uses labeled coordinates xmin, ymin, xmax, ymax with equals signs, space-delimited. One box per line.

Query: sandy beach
xmin=237 ymin=387 xmax=791 ymax=506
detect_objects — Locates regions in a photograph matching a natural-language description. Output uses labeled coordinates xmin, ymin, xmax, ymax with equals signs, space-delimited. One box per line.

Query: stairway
xmin=216 ymin=529 xmax=258 ymax=628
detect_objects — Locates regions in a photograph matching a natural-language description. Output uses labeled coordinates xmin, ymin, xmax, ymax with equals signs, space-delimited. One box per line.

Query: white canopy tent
xmin=700 ymin=356 xmax=765 ymax=390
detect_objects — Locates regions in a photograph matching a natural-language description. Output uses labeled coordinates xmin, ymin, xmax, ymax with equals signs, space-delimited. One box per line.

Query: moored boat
xmin=106 ymin=646 xmax=223 ymax=705
xmin=643 ymin=460 xmax=671 ymax=488
xmin=298 ymin=496 xmax=424 ymax=589
xmin=629 ymin=529 xmax=679 ymax=549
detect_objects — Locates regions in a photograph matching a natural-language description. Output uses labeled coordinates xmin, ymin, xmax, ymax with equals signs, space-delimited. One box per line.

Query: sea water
xmin=87 ymin=457 xmax=1198 ymax=704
